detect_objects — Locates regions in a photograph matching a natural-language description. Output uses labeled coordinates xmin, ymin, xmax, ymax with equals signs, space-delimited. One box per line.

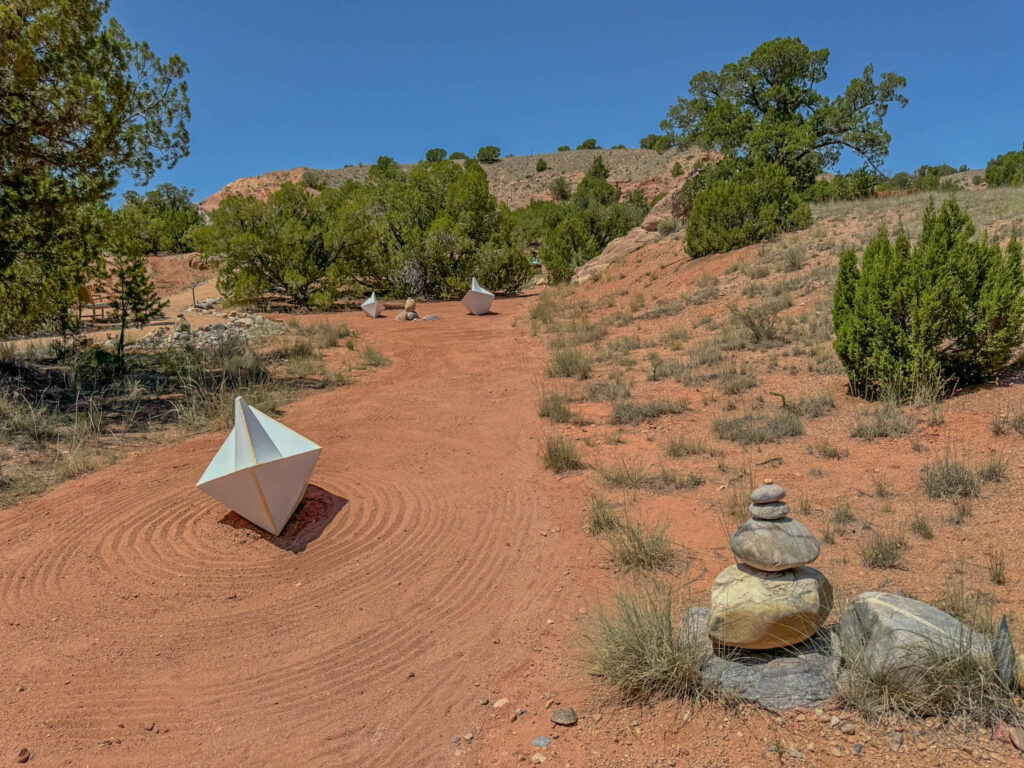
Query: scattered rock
xmin=853 ymin=743 xmax=863 ymax=755
xmin=994 ymin=615 xmax=1017 ymax=691
xmin=422 ymin=314 xmax=440 ymax=321
xmin=839 ymin=592 xmax=993 ymax=683
xmin=394 ymin=313 xmax=407 ymax=322
xmin=462 ymin=733 xmax=473 ymax=742
xmin=532 ymin=736 xmax=552 ymax=747
xmin=15 ymin=749 xmax=30 ymax=764
xmin=729 ymin=517 xmax=821 ymax=572
xmin=531 ymin=754 xmax=546 ymax=764
xmin=708 ymin=565 xmax=833 ymax=649
xmin=478 ymin=698 xmax=489 ymax=706
xmin=888 ymin=731 xmax=904 ymax=752
xmin=1011 ymin=725 xmax=1024 ymax=752
xmin=551 ymin=708 xmax=578 ymax=726
xmin=840 ymin=723 xmax=856 ymax=735
xmin=492 ymin=698 xmax=509 ymax=709
xmin=406 ymin=311 xmax=419 ymax=321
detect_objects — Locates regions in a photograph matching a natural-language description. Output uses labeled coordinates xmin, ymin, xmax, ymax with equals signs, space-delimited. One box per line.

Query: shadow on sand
xmin=219 ymin=484 xmax=347 ymax=553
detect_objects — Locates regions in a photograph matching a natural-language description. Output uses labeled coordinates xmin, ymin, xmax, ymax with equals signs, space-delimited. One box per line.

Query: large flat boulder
xmin=709 ymin=565 xmax=833 ymax=650
xmin=839 ymin=592 xmax=993 ymax=682
xmin=682 ymin=607 xmax=840 ymax=711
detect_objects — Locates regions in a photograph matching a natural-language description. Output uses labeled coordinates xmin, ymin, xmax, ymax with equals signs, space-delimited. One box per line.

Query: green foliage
xmin=536 ymin=158 xmax=548 ymax=172
xmin=549 ymin=175 xmax=571 ymax=201
xmin=476 ymin=145 xmax=501 ymax=163
xmin=662 ymin=37 xmax=907 ymax=188
xmin=449 ymin=151 xmax=469 ymax=160
xmin=194 ymin=157 xmax=532 ymax=305
xmin=542 ymin=435 xmax=584 ymax=473
xmin=805 ymin=169 xmax=879 ymax=202
xmin=671 ymin=161 xmax=683 ymax=177
xmin=833 ymin=198 xmax=1024 ymax=398
xmin=424 ymin=147 xmax=447 ymax=162
xmin=878 ymin=164 xmax=959 ymax=193
xmin=0 ymin=0 xmax=190 ymax=337
xmin=120 ymin=184 xmax=202 ymax=254
xmin=104 ymin=205 xmax=169 ymax=360
xmin=639 ymin=133 xmax=674 ymax=153
xmin=557 ymin=145 xmax=571 ymax=152
xmin=577 ymin=138 xmax=599 ymax=150
xmin=686 ymin=161 xmax=812 ymax=257
xmin=985 ymin=143 xmax=1024 ymax=187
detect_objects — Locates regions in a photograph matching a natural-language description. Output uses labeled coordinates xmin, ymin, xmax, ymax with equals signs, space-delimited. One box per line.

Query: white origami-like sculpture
xmin=461 ymin=277 xmax=494 ymax=315
xmin=197 ymin=397 xmax=322 ymax=535
xmin=361 ymin=291 xmax=384 ymax=318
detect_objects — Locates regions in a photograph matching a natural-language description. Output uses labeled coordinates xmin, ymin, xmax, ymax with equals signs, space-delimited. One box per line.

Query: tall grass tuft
xmin=608 ymin=515 xmax=676 ymax=572
xmin=542 ymin=435 xmax=584 ymax=474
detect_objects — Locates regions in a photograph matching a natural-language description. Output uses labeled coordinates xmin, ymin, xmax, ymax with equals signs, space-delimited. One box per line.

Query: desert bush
xmin=547 ymin=347 xmax=593 ymax=379
xmin=608 ymin=515 xmax=676 ymax=571
xmin=425 ymin=147 xmax=447 ymax=162
xmin=549 ymin=175 xmax=571 ymax=201
xmin=921 ymin=453 xmax=980 ymax=498
xmin=536 ymin=158 xmax=548 ymax=172
xmin=686 ymin=161 xmax=812 ymax=258
xmin=850 ymin=401 xmax=912 ymax=440
xmin=714 ymin=362 xmax=757 ymax=394
xmin=538 ymin=391 xmax=574 ymax=423
xmin=860 ymin=529 xmax=907 ymax=568
xmin=671 ymin=161 xmax=683 ymax=177
xmin=587 ymin=586 xmax=715 ymax=704
xmin=948 ymin=497 xmax=973 ymax=525
xmin=586 ymin=497 xmax=622 ymax=534
xmin=586 ymin=372 xmax=632 ymax=401
xmin=712 ymin=407 xmax=803 ymax=445
xmin=985 ymin=142 xmax=1024 ymax=187
xmin=449 ymin=151 xmax=469 ymax=160
xmin=833 ymin=199 xmax=1024 ymax=398
xmin=798 ymin=390 xmax=835 ymax=418
xmin=577 ymin=138 xmax=599 ymax=150
xmin=730 ymin=299 xmax=786 ymax=344
xmin=988 ymin=549 xmax=1007 ymax=585
xmin=599 ymin=460 xmax=702 ymax=492
xmin=976 ymin=453 xmax=1008 ymax=484
xmin=831 ymin=501 xmax=854 ymax=526
xmin=542 ymin=435 xmax=584 ymax=473
xmin=610 ymin=398 xmax=688 ymax=425
xmin=809 ymin=440 xmax=846 ymax=460
xmin=657 ymin=217 xmax=677 ymax=236
xmin=476 ymin=145 xmax=501 ymax=163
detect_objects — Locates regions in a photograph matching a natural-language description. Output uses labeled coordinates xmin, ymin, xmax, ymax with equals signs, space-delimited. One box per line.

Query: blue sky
xmin=113 ymin=0 xmax=1024 ymax=202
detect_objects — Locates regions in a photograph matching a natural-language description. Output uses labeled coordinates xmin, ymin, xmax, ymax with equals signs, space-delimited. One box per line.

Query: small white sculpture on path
xmin=361 ymin=291 xmax=385 ymax=318
xmin=461 ymin=277 xmax=494 ymax=315
xmin=196 ymin=397 xmax=322 ymax=535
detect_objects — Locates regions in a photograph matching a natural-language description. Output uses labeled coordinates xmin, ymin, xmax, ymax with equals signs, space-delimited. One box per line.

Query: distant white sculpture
xmin=461 ymin=277 xmax=494 ymax=315
xmin=196 ymin=397 xmax=322 ymax=535
xmin=361 ymin=291 xmax=385 ymax=318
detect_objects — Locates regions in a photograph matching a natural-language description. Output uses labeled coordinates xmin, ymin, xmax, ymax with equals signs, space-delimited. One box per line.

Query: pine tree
xmin=105 ymin=207 xmax=168 ymax=364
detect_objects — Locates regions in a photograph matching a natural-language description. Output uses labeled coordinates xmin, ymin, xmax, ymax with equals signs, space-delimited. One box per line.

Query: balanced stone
xmin=709 ymin=565 xmax=833 ymax=650
xmin=730 ymin=517 xmax=820 ymax=572
xmin=404 ymin=297 xmax=416 ymax=313
xmin=749 ymin=501 xmax=789 ymax=520
xmin=751 ymin=483 xmax=785 ymax=504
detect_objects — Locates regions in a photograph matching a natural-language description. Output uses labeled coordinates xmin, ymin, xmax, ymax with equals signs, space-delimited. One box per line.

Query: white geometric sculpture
xmin=461 ymin=277 xmax=494 ymax=315
xmin=196 ymin=397 xmax=322 ymax=535
xmin=361 ymin=291 xmax=384 ymax=318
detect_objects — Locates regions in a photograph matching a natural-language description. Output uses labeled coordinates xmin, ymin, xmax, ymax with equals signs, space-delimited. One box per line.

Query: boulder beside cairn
xmin=709 ymin=480 xmax=833 ymax=650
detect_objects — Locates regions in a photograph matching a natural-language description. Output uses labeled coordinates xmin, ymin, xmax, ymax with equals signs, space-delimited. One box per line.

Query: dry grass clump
xmin=599 ymin=459 xmax=703 ymax=492
xmin=586 ymin=497 xmax=622 ymax=535
xmin=798 ymin=390 xmax=835 ymax=418
xmin=360 ymin=344 xmax=390 ymax=367
xmin=300 ymin=320 xmax=354 ymax=348
xmin=976 ymin=453 xmax=1008 ymax=484
xmin=610 ymin=397 xmax=688 ymax=425
xmin=714 ymin=362 xmax=757 ymax=394
xmin=586 ymin=373 xmax=632 ymax=401
xmin=538 ymin=391 xmax=574 ymax=423
xmin=921 ymin=453 xmax=980 ymax=498
xmin=909 ymin=513 xmax=934 ymax=540
xmin=665 ymin=435 xmax=710 ymax=458
xmin=547 ymin=346 xmax=593 ymax=380
xmin=542 ymin=435 xmax=584 ymax=474
xmin=850 ymin=401 xmax=912 ymax=440
xmin=712 ymin=407 xmax=803 ymax=445
xmin=730 ymin=299 xmax=786 ymax=344
xmin=608 ymin=515 xmax=676 ymax=572
xmin=808 ymin=440 xmax=847 ymax=460
xmin=587 ymin=586 xmax=718 ymax=704
xmin=988 ymin=549 xmax=1008 ymax=585
xmin=860 ymin=529 xmax=907 ymax=569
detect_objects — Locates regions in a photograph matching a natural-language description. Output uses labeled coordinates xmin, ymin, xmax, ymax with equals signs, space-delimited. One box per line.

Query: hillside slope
xmin=200 ymin=147 xmax=695 ymax=212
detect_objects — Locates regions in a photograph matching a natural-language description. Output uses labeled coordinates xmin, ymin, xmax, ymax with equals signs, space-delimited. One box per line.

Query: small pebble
xmin=532 ymin=736 xmax=552 ymax=748
xmin=853 ymin=743 xmax=863 ymax=755
xmin=531 ymin=754 xmax=546 ymax=765
xmin=478 ymin=698 xmax=489 ymax=706
xmin=551 ymin=707 xmax=578 ymax=726
xmin=16 ymin=749 xmax=31 ymax=764
xmin=463 ymin=733 xmax=473 ymax=742
xmin=840 ymin=723 xmax=856 ymax=735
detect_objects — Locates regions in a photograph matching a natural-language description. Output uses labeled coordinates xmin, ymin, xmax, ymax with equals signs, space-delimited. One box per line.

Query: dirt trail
xmin=0 ymin=296 xmax=588 ymax=767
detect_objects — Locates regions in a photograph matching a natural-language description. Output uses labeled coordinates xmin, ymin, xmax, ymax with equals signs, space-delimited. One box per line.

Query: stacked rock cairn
xmin=395 ymin=297 xmax=420 ymax=322
xmin=708 ymin=481 xmax=833 ymax=650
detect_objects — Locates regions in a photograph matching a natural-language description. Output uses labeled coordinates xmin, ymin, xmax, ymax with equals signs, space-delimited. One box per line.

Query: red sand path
xmin=0 ymin=296 xmax=588 ymax=767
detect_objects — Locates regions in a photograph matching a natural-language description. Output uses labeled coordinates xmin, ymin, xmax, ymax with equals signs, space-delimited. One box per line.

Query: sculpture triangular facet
xmin=197 ymin=397 xmax=322 ymax=535
xmin=361 ymin=291 xmax=384 ymax=318
xmin=461 ymin=277 xmax=494 ymax=315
